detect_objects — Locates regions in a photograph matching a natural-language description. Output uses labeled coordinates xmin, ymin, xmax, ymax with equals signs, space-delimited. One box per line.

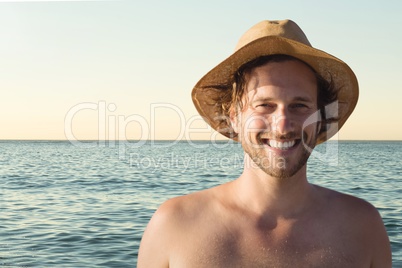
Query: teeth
xmin=268 ymin=140 xmax=296 ymax=150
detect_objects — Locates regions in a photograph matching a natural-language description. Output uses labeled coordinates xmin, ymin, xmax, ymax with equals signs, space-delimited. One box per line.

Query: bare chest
xmin=170 ymin=221 xmax=368 ymax=268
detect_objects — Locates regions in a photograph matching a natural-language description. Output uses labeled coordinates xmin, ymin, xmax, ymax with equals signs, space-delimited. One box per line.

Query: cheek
xmin=300 ymin=112 xmax=321 ymax=135
xmin=302 ymin=122 xmax=320 ymax=139
xmin=241 ymin=114 xmax=270 ymax=134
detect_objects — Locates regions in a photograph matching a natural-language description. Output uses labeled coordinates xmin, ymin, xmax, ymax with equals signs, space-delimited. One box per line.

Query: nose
xmin=271 ymin=106 xmax=294 ymax=136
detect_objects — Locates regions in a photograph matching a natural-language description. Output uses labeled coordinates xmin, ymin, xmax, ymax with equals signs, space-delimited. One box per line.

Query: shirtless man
xmin=137 ymin=20 xmax=392 ymax=267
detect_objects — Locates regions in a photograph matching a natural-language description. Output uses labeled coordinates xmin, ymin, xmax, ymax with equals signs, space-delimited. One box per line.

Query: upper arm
xmin=368 ymin=208 xmax=392 ymax=268
xmin=350 ymin=197 xmax=392 ymax=268
xmin=337 ymin=193 xmax=392 ymax=268
xmin=137 ymin=200 xmax=178 ymax=268
xmin=137 ymin=192 xmax=209 ymax=267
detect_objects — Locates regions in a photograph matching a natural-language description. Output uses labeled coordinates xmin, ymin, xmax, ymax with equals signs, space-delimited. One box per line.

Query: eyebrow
xmin=292 ymin=96 xmax=314 ymax=102
xmin=251 ymin=96 xmax=314 ymax=103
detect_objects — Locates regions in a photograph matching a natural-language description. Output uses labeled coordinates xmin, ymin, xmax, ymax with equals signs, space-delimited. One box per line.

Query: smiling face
xmin=231 ymin=59 xmax=320 ymax=178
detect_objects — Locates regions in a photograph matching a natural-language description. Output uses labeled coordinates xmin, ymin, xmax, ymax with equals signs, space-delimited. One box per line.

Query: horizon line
xmin=0 ymin=139 xmax=401 ymax=142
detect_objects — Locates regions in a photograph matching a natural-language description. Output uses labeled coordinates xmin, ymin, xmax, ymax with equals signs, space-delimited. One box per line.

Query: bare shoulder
xmin=314 ymin=185 xmax=392 ymax=267
xmin=137 ymin=188 xmax=218 ymax=268
xmin=155 ymin=187 xmax=218 ymax=223
xmin=316 ymin=185 xmax=383 ymax=224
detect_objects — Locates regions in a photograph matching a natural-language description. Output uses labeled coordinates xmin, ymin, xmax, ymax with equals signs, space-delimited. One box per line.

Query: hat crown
xmin=234 ymin=19 xmax=312 ymax=51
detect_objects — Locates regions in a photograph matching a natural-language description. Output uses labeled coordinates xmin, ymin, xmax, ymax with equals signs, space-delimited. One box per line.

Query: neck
xmin=232 ymin=154 xmax=315 ymax=218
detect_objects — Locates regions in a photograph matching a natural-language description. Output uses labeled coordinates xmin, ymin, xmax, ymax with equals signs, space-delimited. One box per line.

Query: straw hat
xmin=191 ymin=19 xmax=359 ymax=144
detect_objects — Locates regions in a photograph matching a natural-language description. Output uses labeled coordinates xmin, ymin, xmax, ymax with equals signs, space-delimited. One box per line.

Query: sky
xmin=1 ymin=0 xmax=401 ymax=141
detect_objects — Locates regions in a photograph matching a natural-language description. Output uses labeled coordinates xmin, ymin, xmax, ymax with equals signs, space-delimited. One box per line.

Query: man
xmin=138 ymin=20 xmax=392 ymax=267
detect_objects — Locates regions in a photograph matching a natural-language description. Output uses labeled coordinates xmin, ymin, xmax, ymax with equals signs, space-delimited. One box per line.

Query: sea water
xmin=0 ymin=140 xmax=401 ymax=267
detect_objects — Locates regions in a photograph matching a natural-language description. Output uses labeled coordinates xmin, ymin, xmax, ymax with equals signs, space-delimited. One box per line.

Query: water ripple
xmin=0 ymin=141 xmax=401 ymax=267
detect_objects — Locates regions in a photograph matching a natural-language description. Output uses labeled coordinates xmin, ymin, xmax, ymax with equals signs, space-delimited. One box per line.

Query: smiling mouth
xmin=261 ymin=139 xmax=300 ymax=150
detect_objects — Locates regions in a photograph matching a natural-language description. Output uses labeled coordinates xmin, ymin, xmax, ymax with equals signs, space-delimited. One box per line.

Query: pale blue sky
xmin=1 ymin=0 xmax=401 ymax=140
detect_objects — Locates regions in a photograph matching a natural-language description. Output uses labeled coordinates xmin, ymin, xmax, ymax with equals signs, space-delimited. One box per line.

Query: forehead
xmin=245 ymin=59 xmax=318 ymax=100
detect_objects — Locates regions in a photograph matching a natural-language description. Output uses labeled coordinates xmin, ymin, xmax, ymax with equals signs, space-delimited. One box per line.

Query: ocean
xmin=0 ymin=140 xmax=401 ymax=267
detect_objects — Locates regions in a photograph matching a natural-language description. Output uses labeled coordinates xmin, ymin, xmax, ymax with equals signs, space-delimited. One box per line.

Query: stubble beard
xmin=242 ymin=130 xmax=317 ymax=179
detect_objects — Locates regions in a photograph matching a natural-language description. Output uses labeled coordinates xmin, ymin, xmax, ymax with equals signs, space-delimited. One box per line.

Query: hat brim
xmin=192 ymin=36 xmax=359 ymax=144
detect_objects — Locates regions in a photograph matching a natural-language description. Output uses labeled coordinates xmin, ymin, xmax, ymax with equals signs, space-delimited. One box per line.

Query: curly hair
xmin=220 ymin=54 xmax=338 ymax=135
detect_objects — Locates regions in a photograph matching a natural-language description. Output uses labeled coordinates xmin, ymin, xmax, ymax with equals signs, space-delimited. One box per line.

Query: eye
xmin=254 ymin=103 xmax=275 ymax=113
xmin=255 ymin=103 xmax=275 ymax=108
xmin=290 ymin=103 xmax=311 ymax=112
xmin=291 ymin=103 xmax=307 ymax=108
